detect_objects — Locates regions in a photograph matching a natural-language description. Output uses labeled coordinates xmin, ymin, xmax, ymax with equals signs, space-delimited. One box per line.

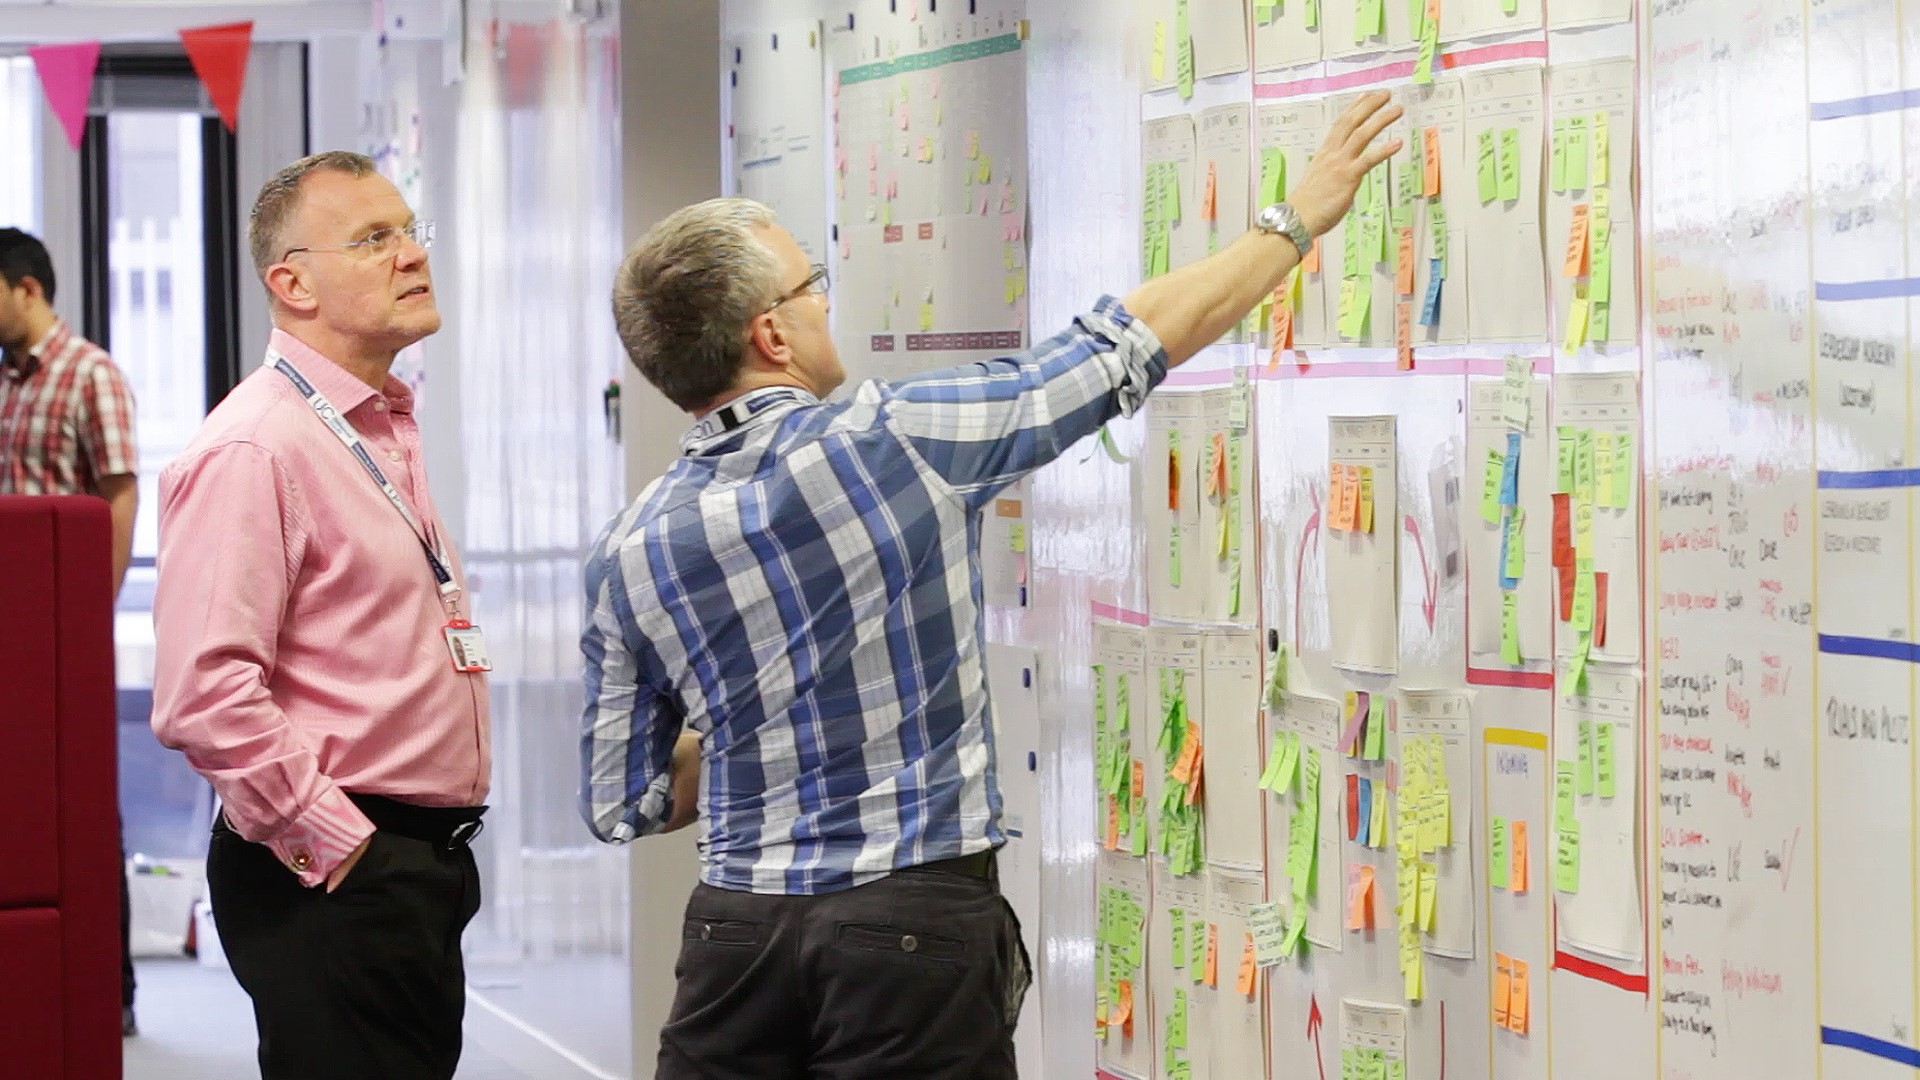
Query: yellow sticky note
xmin=1592 ymin=111 xmax=1610 ymax=185
xmin=967 ymin=131 xmax=981 ymax=159
xmin=919 ymin=302 xmax=935 ymax=331
xmin=1563 ymin=295 xmax=1590 ymax=352
xmin=1417 ymin=861 xmax=1438 ymax=931
xmin=1594 ymin=432 xmax=1617 ymax=506
xmin=1151 ymin=20 xmax=1168 ymax=82
xmin=1358 ymin=465 xmax=1376 ymax=533
xmin=1369 ymin=786 xmax=1388 ymax=847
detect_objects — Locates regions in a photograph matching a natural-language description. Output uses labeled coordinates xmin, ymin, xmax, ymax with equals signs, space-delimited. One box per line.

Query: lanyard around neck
xmin=271 ymin=352 xmax=460 ymax=612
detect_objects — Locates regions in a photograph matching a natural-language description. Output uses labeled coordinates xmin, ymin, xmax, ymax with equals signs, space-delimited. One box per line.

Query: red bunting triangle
xmin=179 ymin=21 xmax=253 ymax=132
xmin=28 ymin=41 xmax=100 ymax=151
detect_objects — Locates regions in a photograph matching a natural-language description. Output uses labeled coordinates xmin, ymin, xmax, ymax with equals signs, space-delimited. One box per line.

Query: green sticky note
xmin=1612 ymin=434 xmax=1633 ymax=506
xmin=1554 ymin=760 xmax=1576 ymax=828
xmin=1162 ymin=163 xmax=1182 ymax=222
xmin=1430 ymin=204 xmax=1449 ymax=275
xmin=1277 ymin=735 xmax=1301 ymax=791
xmin=1551 ymin=119 xmax=1567 ymax=192
xmin=1491 ymin=816 xmax=1510 ymax=888
xmin=1576 ymin=719 xmax=1594 ymax=794
xmin=1175 ymin=0 xmax=1195 ymax=99
xmin=1366 ymin=693 xmax=1387 ymax=760
xmin=1590 ymin=302 xmax=1611 ymax=346
xmin=1370 ymin=164 xmax=1389 ymax=222
xmin=1307 ymin=0 xmax=1321 ymax=27
xmin=1388 ymin=1059 xmax=1407 ymax=1080
xmin=1265 ymin=643 xmax=1290 ymax=708
xmin=1169 ymin=988 xmax=1189 ymax=1048
xmin=1397 ymin=151 xmax=1420 ymax=210
xmin=1498 ymin=127 xmax=1521 ymax=201
xmin=1504 ymin=507 xmax=1526 ymax=580
xmin=1565 ymin=115 xmax=1589 ymax=190
xmin=1595 ymin=721 xmax=1616 ymax=797
xmin=1476 ymin=129 xmax=1498 ymax=203
xmin=1500 ymin=590 xmax=1522 ymax=665
xmin=1343 ymin=1048 xmax=1361 ymax=1080
xmin=1503 ymin=0 xmax=1517 ymax=12
xmin=1555 ymin=821 xmax=1581 ymax=893
xmin=1130 ymin=812 xmax=1150 ymax=855
xmin=1189 ymin=913 xmax=1207 ymax=983
xmin=1575 ymin=427 xmax=1596 ymax=503
xmin=1481 ymin=446 xmax=1505 ymax=524
xmin=1414 ymin=21 xmax=1437 ymax=84
xmin=1408 ymin=0 xmax=1425 ymax=34
xmin=1171 ymin=908 xmax=1188 ymax=967
xmin=1572 ymin=568 xmax=1596 ymax=632
xmin=1590 ymin=217 xmax=1613 ymax=304
xmin=1261 ymin=148 xmax=1287 ymax=205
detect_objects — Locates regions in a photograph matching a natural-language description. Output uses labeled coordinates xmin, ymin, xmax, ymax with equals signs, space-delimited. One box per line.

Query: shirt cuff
xmin=261 ymin=787 xmax=377 ymax=888
xmin=1080 ymin=296 xmax=1170 ymax=420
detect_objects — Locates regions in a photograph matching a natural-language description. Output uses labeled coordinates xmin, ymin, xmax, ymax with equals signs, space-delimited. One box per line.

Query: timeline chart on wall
xmin=1549 ymin=663 xmax=1642 ymax=967
xmin=1482 ymin=726 xmax=1548 ymax=1071
xmin=1139 ymin=0 xmax=1251 ymax=94
xmin=828 ymin=1 xmax=1030 ymax=386
xmin=1460 ymin=65 xmax=1548 ymax=344
xmin=1097 ymin=850 xmax=1156 ymax=1079
xmin=732 ymin=19 xmax=829 ymax=263
xmin=1264 ymin=690 xmax=1345 ymax=951
xmin=1465 ymin=375 xmax=1554 ymax=675
xmin=1552 ymin=372 xmax=1641 ymax=666
xmin=1400 ymin=688 xmax=1476 ymax=961
xmin=1804 ymin=0 xmax=1920 ymax=1074
xmin=1647 ymin=0 xmax=1820 ymax=1073
xmin=1144 ymin=388 xmax=1258 ymax=623
xmin=1544 ymin=57 xmax=1638 ymax=357
xmin=1207 ymin=867 xmax=1270 ymax=1079
xmin=1152 ymin=861 xmax=1212 ymax=1079
xmin=1327 ymin=416 xmax=1400 ymax=675
xmin=1097 ymin=621 xmax=1153 ymax=860
xmin=1402 ymin=74 xmax=1471 ymax=348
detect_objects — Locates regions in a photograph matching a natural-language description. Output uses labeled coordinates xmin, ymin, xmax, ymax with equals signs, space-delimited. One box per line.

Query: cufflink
xmin=290 ymin=850 xmax=313 ymax=871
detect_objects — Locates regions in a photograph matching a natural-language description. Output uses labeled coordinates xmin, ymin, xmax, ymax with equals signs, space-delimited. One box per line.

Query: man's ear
xmin=263 ymin=263 xmax=318 ymax=314
xmin=744 ymin=310 xmax=793 ymax=372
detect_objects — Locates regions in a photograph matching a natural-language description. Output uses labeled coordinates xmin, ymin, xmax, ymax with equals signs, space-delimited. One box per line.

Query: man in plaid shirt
xmin=586 ymin=92 xmax=1402 ymax=1079
xmin=0 ymin=227 xmax=141 ymax=1034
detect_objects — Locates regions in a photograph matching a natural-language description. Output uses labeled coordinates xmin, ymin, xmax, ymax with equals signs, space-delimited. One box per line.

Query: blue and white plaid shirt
xmin=580 ymin=297 xmax=1166 ymax=894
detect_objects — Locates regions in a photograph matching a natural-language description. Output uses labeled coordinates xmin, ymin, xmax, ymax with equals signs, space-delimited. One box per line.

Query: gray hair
xmin=611 ymin=197 xmax=783 ymax=410
xmin=248 ymin=150 xmax=378 ymax=277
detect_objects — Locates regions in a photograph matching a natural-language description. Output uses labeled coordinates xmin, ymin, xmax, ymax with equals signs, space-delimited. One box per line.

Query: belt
xmin=906 ymin=849 xmax=997 ymax=880
xmin=347 ymin=793 xmax=489 ymax=850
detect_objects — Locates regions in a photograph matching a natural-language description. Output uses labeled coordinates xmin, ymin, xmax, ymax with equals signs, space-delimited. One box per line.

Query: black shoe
xmin=122 ymin=1006 xmax=137 ymax=1038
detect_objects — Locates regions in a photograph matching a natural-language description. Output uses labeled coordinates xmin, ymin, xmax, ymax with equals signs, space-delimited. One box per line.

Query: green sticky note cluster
xmin=1261 ymin=730 xmax=1303 ymax=792
xmin=1143 ymin=161 xmax=1182 ymax=279
xmin=1284 ymin=747 xmax=1324 ymax=930
xmin=1158 ymin=668 xmax=1206 ymax=875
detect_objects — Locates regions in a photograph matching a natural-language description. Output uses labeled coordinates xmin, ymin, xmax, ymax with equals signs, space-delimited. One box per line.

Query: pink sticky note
xmin=888 ymin=178 xmax=899 ymax=199
xmin=898 ymin=109 xmax=910 ymax=130
xmin=980 ymin=195 xmax=991 ymax=215
xmin=868 ymin=174 xmax=879 ymax=195
xmin=836 ymin=147 xmax=847 ymax=171
xmin=869 ymin=145 xmax=879 ymax=170
xmin=840 ymin=239 xmax=852 ymax=260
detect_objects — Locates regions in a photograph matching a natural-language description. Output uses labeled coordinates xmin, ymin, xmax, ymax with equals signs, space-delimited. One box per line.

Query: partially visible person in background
xmin=0 ymin=226 xmax=141 ymax=1035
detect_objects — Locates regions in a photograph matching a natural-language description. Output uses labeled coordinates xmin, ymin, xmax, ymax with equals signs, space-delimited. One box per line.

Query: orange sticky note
xmin=1558 ymin=563 xmax=1575 ymax=621
xmin=1236 ymin=932 xmax=1259 ymax=995
xmin=1422 ymin=126 xmax=1442 ymax=195
xmin=1396 ymin=226 xmax=1416 ymax=295
xmin=1594 ymin=572 xmax=1610 ymax=647
xmin=1346 ymin=864 xmax=1375 ymax=929
xmin=1274 ymin=297 xmax=1296 ymax=352
xmin=1509 ymin=958 xmax=1531 ymax=1033
xmin=1303 ymin=237 xmax=1322 ymax=274
xmin=1132 ymin=759 xmax=1146 ymax=800
xmin=1211 ymin=432 xmax=1229 ymax=498
xmin=1510 ymin=819 xmax=1530 ymax=893
xmin=1493 ymin=954 xmax=1512 ymax=1028
xmin=1563 ymin=203 xmax=1591 ymax=278
xmin=1204 ymin=924 xmax=1220 ymax=987
xmin=1169 ymin=448 xmax=1182 ymax=511
xmin=1327 ymin=465 xmax=1347 ymax=531
xmin=1105 ymin=795 xmax=1121 ymax=850
xmin=1183 ymin=731 xmax=1206 ymax=805
xmin=1337 ymin=465 xmax=1360 ymax=530
xmin=1114 ymin=978 xmax=1134 ymax=1028
xmin=1203 ymin=160 xmax=1219 ymax=221
xmin=1171 ymin=728 xmax=1200 ymax=783
xmin=1395 ymin=299 xmax=1414 ymax=371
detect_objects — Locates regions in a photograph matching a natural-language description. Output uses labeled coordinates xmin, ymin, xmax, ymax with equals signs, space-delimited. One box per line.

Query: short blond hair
xmin=247 ymin=151 xmax=378 ymax=276
xmin=611 ymin=198 xmax=783 ymax=410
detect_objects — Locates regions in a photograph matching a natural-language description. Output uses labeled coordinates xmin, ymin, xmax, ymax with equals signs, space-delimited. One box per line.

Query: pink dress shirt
xmin=151 ymin=329 xmax=490 ymax=887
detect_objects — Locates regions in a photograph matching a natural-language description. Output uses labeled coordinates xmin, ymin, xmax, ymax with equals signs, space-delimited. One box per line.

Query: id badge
xmin=443 ymin=620 xmax=492 ymax=673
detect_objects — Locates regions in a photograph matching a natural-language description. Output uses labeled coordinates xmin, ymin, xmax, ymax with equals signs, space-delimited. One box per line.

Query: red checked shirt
xmin=0 ymin=319 xmax=137 ymax=496
xmin=151 ymin=329 xmax=490 ymax=887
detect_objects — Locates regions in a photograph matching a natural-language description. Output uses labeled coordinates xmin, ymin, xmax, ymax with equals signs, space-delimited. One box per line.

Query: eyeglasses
xmin=284 ymin=220 xmax=436 ymax=261
xmin=765 ymin=264 xmax=829 ymax=313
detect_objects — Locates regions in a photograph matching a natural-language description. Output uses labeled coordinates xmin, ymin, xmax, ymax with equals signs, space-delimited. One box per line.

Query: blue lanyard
xmin=272 ymin=353 xmax=460 ymax=611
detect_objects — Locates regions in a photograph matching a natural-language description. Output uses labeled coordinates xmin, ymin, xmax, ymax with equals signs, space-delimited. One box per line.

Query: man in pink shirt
xmin=151 ymin=151 xmax=490 ymax=1080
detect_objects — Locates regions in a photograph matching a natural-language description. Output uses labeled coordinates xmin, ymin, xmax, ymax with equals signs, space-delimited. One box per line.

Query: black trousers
xmin=119 ymin=820 xmax=133 ymax=1009
xmin=658 ymin=854 xmax=1033 ymax=1080
xmin=207 ymin=798 xmax=484 ymax=1080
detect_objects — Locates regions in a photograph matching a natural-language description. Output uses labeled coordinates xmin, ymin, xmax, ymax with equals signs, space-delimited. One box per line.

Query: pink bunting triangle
xmin=29 ymin=41 xmax=100 ymax=152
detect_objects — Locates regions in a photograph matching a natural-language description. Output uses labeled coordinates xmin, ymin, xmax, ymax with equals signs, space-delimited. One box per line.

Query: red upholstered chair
xmin=0 ymin=496 xmax=121 ymax=1079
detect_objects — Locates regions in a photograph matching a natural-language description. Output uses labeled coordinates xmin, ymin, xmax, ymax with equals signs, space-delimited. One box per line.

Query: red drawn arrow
xmin=1307 ymin=994 xmax=1327 ymax=1080
xmin=1294 ymin=488 xmax=1324 ymax=646
xmin=1404 ymin=513 xmax=1438 ymax=631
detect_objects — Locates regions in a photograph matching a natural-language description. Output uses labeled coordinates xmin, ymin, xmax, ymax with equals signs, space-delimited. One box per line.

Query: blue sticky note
xmin=1357 ymin=777 xmax=1373 ymax=846
xmin=1499 ymin=432 xmax=1521 ymax=506
xmin=1419 ymin=262 xmax=1443 ymax=327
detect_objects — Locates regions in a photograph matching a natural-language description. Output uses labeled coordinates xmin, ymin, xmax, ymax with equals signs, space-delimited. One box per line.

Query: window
xmin=0 ymin=57 xmax=42 ymax=230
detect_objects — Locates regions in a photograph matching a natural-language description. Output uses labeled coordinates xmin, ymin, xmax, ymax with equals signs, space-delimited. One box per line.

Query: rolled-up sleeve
xmin=150 ymin=441 xmax=373 ymax=886
xmin=872 ymin=296 xmax=1168 ymax=510
xmin=77 ymin=356 xmax=137 ymax=481
xmin=579 ymin=540 xmax=681 ymax=843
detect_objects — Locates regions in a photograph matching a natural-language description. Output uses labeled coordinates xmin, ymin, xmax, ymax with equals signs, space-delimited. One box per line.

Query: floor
xmin=123 ymin=958 xmax=613 ymax=1080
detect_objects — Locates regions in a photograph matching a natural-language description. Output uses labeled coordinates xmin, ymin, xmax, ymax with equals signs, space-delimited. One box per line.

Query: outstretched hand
xmin=1285 ymin=90 xmax=1406 ymax=239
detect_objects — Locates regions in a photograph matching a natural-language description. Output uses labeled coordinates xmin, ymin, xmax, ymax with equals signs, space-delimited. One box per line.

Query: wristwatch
xmin=1254 ymin=201 xmax=1314 ymax=257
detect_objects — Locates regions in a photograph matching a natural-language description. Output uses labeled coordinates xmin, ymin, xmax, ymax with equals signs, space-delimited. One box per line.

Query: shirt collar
xmin=269 ymin=328 xmax=414 ymax=415
xmin=682 ymin=385 xmax=819 ymax=453
xmin=3 ymin=319 xmax=70 ymax=382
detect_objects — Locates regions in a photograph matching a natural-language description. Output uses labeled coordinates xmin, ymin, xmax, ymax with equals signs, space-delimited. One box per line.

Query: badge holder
xmin=444 ymin=619 xmax=492 ymax=672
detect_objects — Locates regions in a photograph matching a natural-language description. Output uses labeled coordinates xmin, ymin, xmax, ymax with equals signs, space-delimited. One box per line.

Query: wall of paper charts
xmin=721 ymin=0 xmax=1920 ymax=1077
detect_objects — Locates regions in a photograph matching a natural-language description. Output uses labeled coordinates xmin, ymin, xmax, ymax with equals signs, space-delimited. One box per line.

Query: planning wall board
xmin=730 ymin=20 xmax=830 ymax=263
xmin=721 ymin=0 xmax=1920 ymax=1077
xmin=825 ymin=0 xmax=1031 ymax=387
